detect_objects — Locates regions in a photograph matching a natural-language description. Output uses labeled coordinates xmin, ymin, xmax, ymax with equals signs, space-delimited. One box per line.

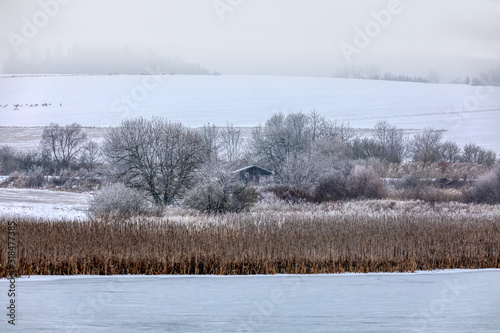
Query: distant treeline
xmin=335 ymin=65 xmax=500 ymax=86
xmin=450 ymin=66 xmax=500 ymax=86
xmin=334 ymin=67 xmax=433 ymax=83
xmin=366 ymin=73 xmax=428 ymax=83
xmin=3 ymin=46 xmax=211 ymax=75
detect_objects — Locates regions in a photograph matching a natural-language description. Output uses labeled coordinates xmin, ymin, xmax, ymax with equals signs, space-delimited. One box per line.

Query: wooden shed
xmin=233 ymin=165 xmax=273 ymax=184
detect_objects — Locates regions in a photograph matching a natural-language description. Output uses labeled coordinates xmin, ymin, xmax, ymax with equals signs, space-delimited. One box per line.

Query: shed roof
xmin=233 ymin=165 xmax=273 ymax=175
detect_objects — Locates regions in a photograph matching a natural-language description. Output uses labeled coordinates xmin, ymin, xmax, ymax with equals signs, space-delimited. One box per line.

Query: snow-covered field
xmin=1 ymin=75 xmax=499 ymax=152
xmin=0 ymin=126 xmax=108 ymax=152
xmin=0 ymin=188 xmax=90 ymax=220
xmin=0 ymin=269 xmax=498 ymax=332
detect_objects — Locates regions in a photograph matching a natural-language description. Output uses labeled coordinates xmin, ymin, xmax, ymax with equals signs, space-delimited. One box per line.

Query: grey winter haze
xmin=1 ymin=0 xmax=499 ymax=80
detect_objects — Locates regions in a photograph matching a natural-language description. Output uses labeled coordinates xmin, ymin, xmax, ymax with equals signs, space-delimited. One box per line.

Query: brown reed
xmin=1 ymin=210 xmax=499 ymax=276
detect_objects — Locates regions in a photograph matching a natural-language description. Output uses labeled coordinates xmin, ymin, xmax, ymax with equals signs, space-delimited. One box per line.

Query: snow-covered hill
xmin=1 ymin=75 xmax=499 ymax=152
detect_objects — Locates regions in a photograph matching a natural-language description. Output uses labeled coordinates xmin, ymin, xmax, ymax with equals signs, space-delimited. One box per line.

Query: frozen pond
xmin=1 ymin=269 xmax=499 ymax=332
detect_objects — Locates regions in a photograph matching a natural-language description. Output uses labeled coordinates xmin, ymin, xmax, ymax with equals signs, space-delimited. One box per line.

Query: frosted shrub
xmin=24 ymin=167 xmax=46 ymax=188
xmin=5 ymin=167 xmax=46 ymax=188
xmin=466 ymin=166 xmax=500 ymax=204
xmin=314 ymin=166 xmax=386 ymax=202
xmin=183 ymin=165 xmax=257 ymax=214
xmin=265 ymin=185 xmax=314 ymax=203
xmin=88 ymin=183 xmax=150 ymax=218
xmin=390 ymin=173 xmax=466 ymax=203
xmin=396 ymin=174 xmax=421 ymax=190
xmin=314 ymin=170 xmax=349 ymax=202
xmin=346 ymin=165 xmax=387 ymax=199
xmin=50 ymin=169 xmax=101 ymax=191
xmin=392 ymin=174 xmax=426 ymax=200
xmin=0 ymin=145 xmax=20 ymax=174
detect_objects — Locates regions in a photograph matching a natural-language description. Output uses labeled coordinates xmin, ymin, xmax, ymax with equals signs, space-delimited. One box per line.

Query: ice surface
xmin=0 ymin=269 xmax=499 ymax=332
xmin=1 ymin=75 xmax=499 ymax=152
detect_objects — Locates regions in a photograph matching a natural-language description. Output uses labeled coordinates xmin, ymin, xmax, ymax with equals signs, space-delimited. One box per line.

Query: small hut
xmin=233 ymin=165 xmax=273 ymax=184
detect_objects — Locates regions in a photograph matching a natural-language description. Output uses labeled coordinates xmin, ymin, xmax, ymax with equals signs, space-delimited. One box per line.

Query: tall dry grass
xmin=1 ymin=200 xmax=499 ymax=276
xmin=382 ymin=161 xmax=493 ymax=179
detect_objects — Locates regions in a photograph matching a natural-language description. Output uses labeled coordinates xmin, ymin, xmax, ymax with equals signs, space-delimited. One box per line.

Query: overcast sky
xmin=0 ymin=0 xmax=499 ymax=79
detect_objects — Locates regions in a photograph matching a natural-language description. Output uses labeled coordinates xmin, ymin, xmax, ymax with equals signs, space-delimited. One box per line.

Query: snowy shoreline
xmin=6 ymin=267 xmax=500 ymax=280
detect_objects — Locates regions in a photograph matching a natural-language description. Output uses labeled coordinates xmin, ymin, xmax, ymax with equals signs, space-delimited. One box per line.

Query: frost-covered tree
xmin=41 ymin=123 xmax=87 ymax=170
xmin=373 ymin=121 xmax=406 ymax=164
xmin=440 ymin=141 xmax=462 ymax=163
xmin=410 ymin=128 xmax=443 ymax=168
xmin=80 ymin=140 xmax=101 ymax=172
xmin=251 ymin=112 xmax=312 ymax=177
xmin=220 ymin=124 xmax=245 ymax=163
xmin=461 ymin=143 xmax=496 ymax=166
xmin=251 ymin=111 xmax=353 ymax=184
xmin=351 ymin=137 xmax=384 ymax=160
xmin=200 ymin=123 xmax=220 ymax=162
xmin=103 ymin=117 xmax=207 ymax=205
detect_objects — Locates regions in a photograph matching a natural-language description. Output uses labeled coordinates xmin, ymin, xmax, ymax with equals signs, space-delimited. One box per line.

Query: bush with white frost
xmin=5 ymin=167 xmax=46 ymax=188
xmin=396 ymin=174 xmax=421 ymax=190
xmin=346 ymin=165 xmax=387 ymax=199
xmin=465 ymin=166 xmax=500 ymax=204
xmin=314 ymin=169 xmax=350 ymax=202
xmin=183 ymin=164 xmax=257 ymax=214
xmin=87 ymin=183 xmax=151 ymax=218
xmin=314 ymin=165 xmax=386 ymax=202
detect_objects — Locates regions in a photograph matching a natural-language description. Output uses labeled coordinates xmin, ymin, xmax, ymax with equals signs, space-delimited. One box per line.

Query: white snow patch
xmin=0 ymin=188 xmax=90 ymax=220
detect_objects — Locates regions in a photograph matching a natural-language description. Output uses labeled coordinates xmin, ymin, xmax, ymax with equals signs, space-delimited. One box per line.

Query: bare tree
xmin=279 ymin=152 xmax=321 ymax=187
xmin=328 ymin=120 xmax=355 ymax=144
xmin=0 ymin=145 xmax=19 ymax=174
xmin=200 ymin=123 xmax=220 ymax=162
xmin=351 ymin=137 xmax=383 ymax=160
xmin=373 ymin=121 xmax=406 ymax=164
xmin=41 ymin=123 xmax=87 ymax=170
xmin=251 ymin=112 xmax=312 ymax=179
xmin=80 ymin=140 xmax=100 ymax=172
xmin=478 ymin=149 xmax=497 ymax=167
xmin=103 ymin=117 xmax=207 ymax=205
xmin=287 ymin=112 xmax=311 ymax=152
xmin=313 ymin=137 xmax=352 ymax=161
xmin=220 ymin=124 xmax=244 ymax=163
xmin=440 ymin=141 xmax=462 ymax=163
xmin=462 ymin=143 xmax=497 ymax=166
xmin=251 ymin=111 xmax=356 ymax=183
xmin=309 ymin=109 xmax=329 ymax=142
xmin=410 ymin=128 xmax=443 ymax=168
xmin=461 ymin=143 xmax=483 ymax=164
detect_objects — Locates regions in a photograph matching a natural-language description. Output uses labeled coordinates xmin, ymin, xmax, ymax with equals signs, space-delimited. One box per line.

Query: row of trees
xmin=451 ymin=66 xmax=500 ymax=86
xmin=250 ymin=112 xmax=496 ymax=186
xmin=0 ymin=123 xmax=99 ymax=175
xmin=100 ymin=114 xmax=496 ymax=207
xmin=1 ymin=113 xmax=498 ymax=210
xmin=334 ymin=65 xmax=439 ymax=83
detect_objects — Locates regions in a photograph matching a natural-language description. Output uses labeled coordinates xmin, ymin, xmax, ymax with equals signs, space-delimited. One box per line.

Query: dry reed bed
xmin=1 ymin=201 xmax=500 ymax=276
